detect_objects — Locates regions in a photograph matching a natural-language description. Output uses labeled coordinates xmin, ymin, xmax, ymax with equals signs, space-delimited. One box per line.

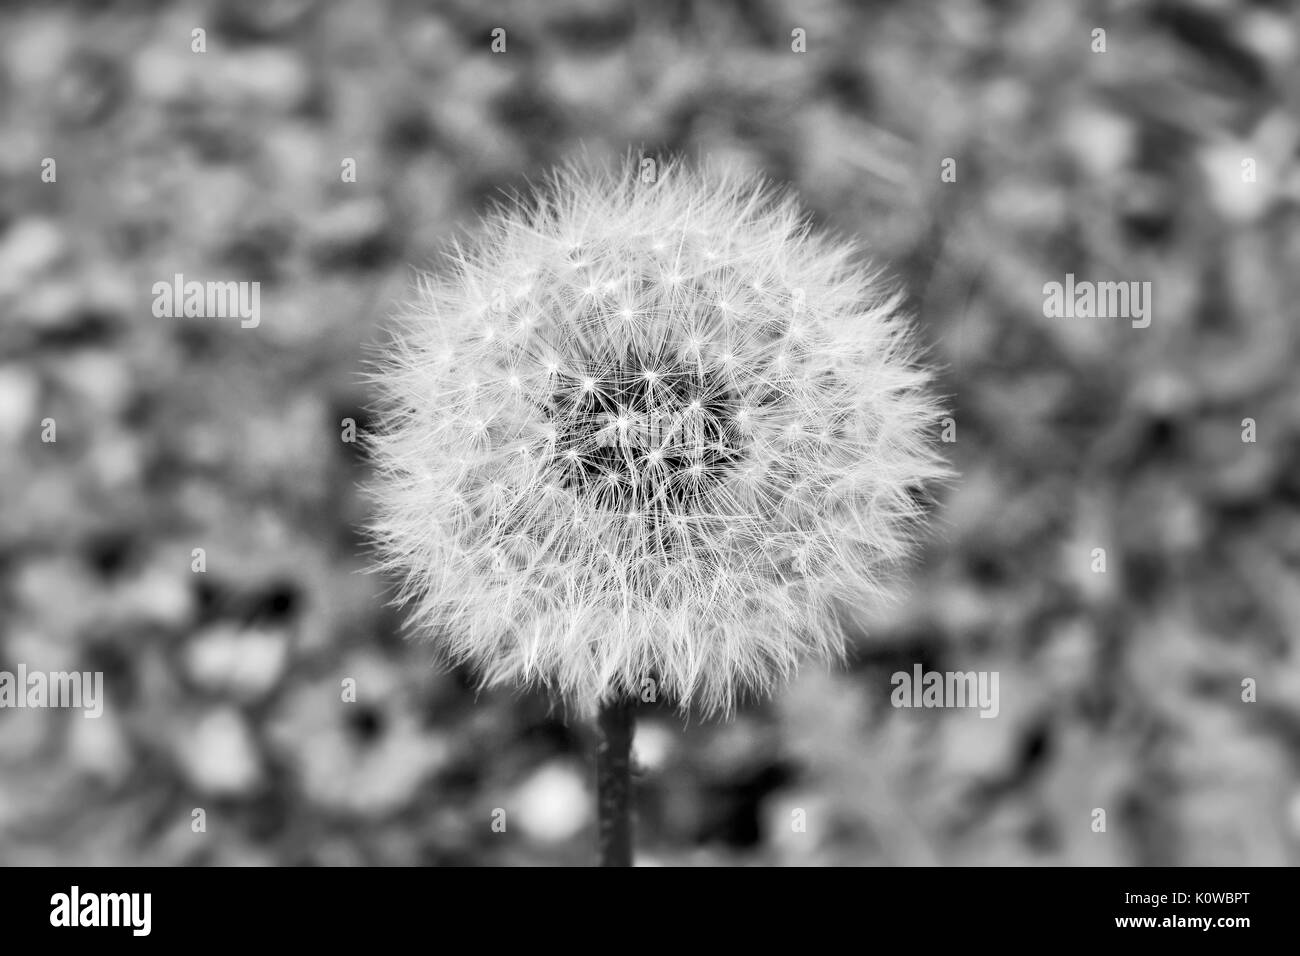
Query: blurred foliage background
xmin=1 ymin=0 xmax=1299 ymax=865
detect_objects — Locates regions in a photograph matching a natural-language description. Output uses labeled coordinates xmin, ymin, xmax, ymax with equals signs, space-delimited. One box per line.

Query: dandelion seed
xmin=370 ymin=156 xmax=947 ymax=721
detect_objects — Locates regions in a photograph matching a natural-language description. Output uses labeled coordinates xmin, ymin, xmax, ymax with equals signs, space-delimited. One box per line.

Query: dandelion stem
xmin=596 ymin=697 xmax=635 ymax=866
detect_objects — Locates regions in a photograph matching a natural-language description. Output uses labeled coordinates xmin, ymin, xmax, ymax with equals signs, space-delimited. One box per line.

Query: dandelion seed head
xmin=370 ymin=157 xmax=948 ymax=716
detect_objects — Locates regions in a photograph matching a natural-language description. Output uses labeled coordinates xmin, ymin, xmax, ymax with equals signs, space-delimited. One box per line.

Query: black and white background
xmin=1 ymin=0 xmax=1298 ymax=870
